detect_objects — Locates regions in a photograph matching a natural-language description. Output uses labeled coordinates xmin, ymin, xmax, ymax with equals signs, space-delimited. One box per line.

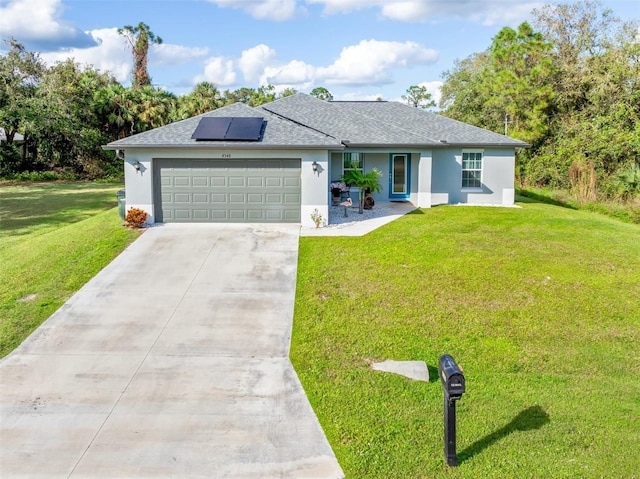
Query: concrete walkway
xmin=0 ymin=224 xmax=343 ymax=478
xmin=301 ymin=201 xmax=417 ymax=237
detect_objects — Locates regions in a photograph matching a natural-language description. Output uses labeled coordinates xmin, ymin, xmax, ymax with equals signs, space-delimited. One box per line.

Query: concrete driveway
xmin=0 ymin=224 xmax=343 ymax=478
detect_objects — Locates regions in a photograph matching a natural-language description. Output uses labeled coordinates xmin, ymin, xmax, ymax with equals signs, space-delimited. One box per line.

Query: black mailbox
xmin=439 ymin=354 xmax=465 ymax=400
xmin=438 ymin=354 xmax=465 ymax=466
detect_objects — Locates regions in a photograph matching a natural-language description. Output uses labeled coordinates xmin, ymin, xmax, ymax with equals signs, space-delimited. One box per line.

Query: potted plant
xmin=330 ymin=181 xmax=347 ymax=205
xmin=341 ymin=168 xmax=383 ymax=214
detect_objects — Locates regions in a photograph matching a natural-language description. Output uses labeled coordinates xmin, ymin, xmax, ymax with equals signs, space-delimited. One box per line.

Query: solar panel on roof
xmin=191 ymin=117 xmax=231 ymax=140
xmin=191 ymin=117 xmax=264 ymax=141
xmin=225 ymin=117 xmax=264 ymax=141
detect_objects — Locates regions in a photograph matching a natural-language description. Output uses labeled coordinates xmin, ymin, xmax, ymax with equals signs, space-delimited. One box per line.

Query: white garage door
xmin=155 ymin=159 xmax=301 ymax=223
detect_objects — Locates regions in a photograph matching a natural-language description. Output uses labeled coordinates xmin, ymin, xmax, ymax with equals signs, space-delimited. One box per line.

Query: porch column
xmin=417 ymin=150 xmax=432 ymax=208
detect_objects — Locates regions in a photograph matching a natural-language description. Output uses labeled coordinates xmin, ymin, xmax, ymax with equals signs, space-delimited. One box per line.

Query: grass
xmin=291 ymin=198 xmax=640 ymax=478
xmin=518 ymin=187 xmax=640 ymax=225
xmin=0 ymin=182 xmax=140 ymax=357
xmin=2 ymin=183 xmax=638 ymax=476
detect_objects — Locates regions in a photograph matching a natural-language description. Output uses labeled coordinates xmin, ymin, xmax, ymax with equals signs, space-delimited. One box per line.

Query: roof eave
xmin=341 ymin=142 xmax=530 ymax=149
xmin=436 ymin=142 xmax=531 ymax=148
xmin=102 ymin=142 xmax=344 ymax=151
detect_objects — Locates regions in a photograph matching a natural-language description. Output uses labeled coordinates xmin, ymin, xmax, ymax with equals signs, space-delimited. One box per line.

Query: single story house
xmin=104 ymin=93 xmax=528 ymax=227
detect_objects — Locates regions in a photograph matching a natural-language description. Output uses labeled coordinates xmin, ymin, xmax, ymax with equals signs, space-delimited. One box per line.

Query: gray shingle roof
xmin=334 ymin=101 xmax=528 ymax=146
xmin=263 ymin=94 xmax=529 ymax=147
xmin=105 ymin=101 xmax=342 ymax=149
xmin=105 ymin=93 xmax=528 ymax=150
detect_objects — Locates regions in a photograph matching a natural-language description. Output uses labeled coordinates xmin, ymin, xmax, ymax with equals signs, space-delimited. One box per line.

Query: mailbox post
xmin=438 ymin=354 xmax=465 ymax=466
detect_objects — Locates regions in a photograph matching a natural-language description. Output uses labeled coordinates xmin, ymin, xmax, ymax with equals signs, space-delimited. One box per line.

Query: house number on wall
xmin=221 ymin=153 xmax=231 ymax=158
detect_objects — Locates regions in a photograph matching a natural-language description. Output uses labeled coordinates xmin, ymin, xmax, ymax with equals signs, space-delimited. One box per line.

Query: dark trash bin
xmin=116 ymin=189 xmax=126 ymax=220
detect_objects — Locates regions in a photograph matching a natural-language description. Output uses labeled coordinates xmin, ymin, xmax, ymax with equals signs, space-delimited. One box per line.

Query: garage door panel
xmin=174 ymin=193 xmax=190 ymax=203
xmin=265 ymin=193 xmax=282 ymax=203
xmin=228 ymin=177 xmax=245 ymax=187
xmin=192 ymin=193 xmax=209 ymax=203
xmin=265 ymin=177 xmax=282 ymax=187
xmin=283 ymin=177 xmax=300 ymax=187
xmin=266 ymin=210 xmax=284 ymax=220
xmin=173 ymin=177 xmax=190 ymax=187
xmin=247 ymin=210 xmax=266 ymax=220
xmin=157 ymin=159 xmax=301 ymax=223
xmin=229 ymin=210 xmax=247 ymax=220
xmin=192 ymin=177 xmax=208 ymax=187
xmin=173 ymin=209 xmax=192 ymax=219
xmin=192 ymin=209 xmax=209 ymax=219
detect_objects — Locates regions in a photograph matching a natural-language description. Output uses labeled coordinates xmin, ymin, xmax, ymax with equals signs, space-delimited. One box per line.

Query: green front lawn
xmin=2 ymin=183 xmax=638 ymax=477
xmin=0 ymin=183 xmax=140 ymax=357
xmin=291 ymin=199 xmax=640 ymax=478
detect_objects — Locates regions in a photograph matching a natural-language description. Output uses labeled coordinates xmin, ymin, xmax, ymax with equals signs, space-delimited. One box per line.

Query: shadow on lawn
xmin=458 ymin=405 xmax=550 ymax=463
xmin=516 ymin=190 xmax=577 ymax=209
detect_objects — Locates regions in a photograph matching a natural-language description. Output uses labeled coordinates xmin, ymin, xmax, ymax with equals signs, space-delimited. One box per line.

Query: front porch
xmin=301 ymin=200 xmax=417 ymax=237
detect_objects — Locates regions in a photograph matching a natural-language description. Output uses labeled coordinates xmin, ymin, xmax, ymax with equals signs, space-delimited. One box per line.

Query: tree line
xmin=0 ymin=25 xmax=300 ymax=179
xmin=439 ymin=0 xmax=640 ymax=202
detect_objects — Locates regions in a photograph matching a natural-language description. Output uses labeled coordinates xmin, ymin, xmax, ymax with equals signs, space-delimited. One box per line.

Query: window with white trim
xmin=462 ymin=151 xmax=483 ymax=188
xmin=343 ymin=152 xmax=364 ymax=174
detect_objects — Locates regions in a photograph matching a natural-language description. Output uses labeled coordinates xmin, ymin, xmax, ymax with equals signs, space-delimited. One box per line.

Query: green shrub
xmin=613 ymin=163 xmax=640 ymax=200
xmin=0 ymin=170 xmax=78 ymax=182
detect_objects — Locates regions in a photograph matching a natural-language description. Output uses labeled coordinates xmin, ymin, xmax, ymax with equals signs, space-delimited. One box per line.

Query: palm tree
xmin=177 ymin=82 xmax=224 ymax=119
xmin=341 ymin=167 xmax=383 ymax=214
xmin=133 ymin=85 xmax=175 ymax=131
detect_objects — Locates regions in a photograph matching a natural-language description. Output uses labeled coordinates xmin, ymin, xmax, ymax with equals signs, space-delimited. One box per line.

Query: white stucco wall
xmin=122 ymin=145 xmax=516 ymax=226
xmin=122 ymin=148 xmax=330 ymax=227
xmin=416 ymin=151 xmax=432 ymax=208
xmin=431 ymin=147 xmax=515 ymax=206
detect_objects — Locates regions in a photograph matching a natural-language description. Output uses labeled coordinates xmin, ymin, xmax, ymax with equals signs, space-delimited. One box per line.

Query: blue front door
xmin=389 ymin=153 xmax=410 ymax=199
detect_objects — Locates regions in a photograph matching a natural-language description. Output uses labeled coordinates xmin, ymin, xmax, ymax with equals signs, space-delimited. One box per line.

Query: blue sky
xmin=0 ymin=0 xmax=638 ymax=102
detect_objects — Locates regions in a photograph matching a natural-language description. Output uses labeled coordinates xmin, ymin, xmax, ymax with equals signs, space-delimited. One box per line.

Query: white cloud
xmin=261 ymin=60 xmax=316 ymax=85
xmin=194 ymin=57 xmax=237 ymax=86
xmin=151 ymin=44 xmax=209 ymax=66
xmin=335 ymin=91 xmax=386 ymax=101
xmin=477 ymin=2 xmax=543 ymax=26
xmin=308 ymin=0 xmax=372 ymax=14
xmin=419 ymin=80 xmax=442 ymax=105
xmin=238 ymin=44 xmax=277 ymax=82
xmin=0 ymin=0 xmax=96 ymax=48
xmin=316 ymin=39 xmax=437 ymax=86
xmin=308 ymin=0 xmax=541 ymax=25
xmin=39 ymin=28 xmax=131 ymax=82
xmin=175 ymin=0 xmax=540 ymax=26
xmin=192 ymin=38 xmax=438 ymax=90
xmin=206 ymin=0 xmax=300 ymax=21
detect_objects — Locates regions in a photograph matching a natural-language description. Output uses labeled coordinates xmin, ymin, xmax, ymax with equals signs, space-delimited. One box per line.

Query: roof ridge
xmin=260 ymin=103 xmax=340 ymax=143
